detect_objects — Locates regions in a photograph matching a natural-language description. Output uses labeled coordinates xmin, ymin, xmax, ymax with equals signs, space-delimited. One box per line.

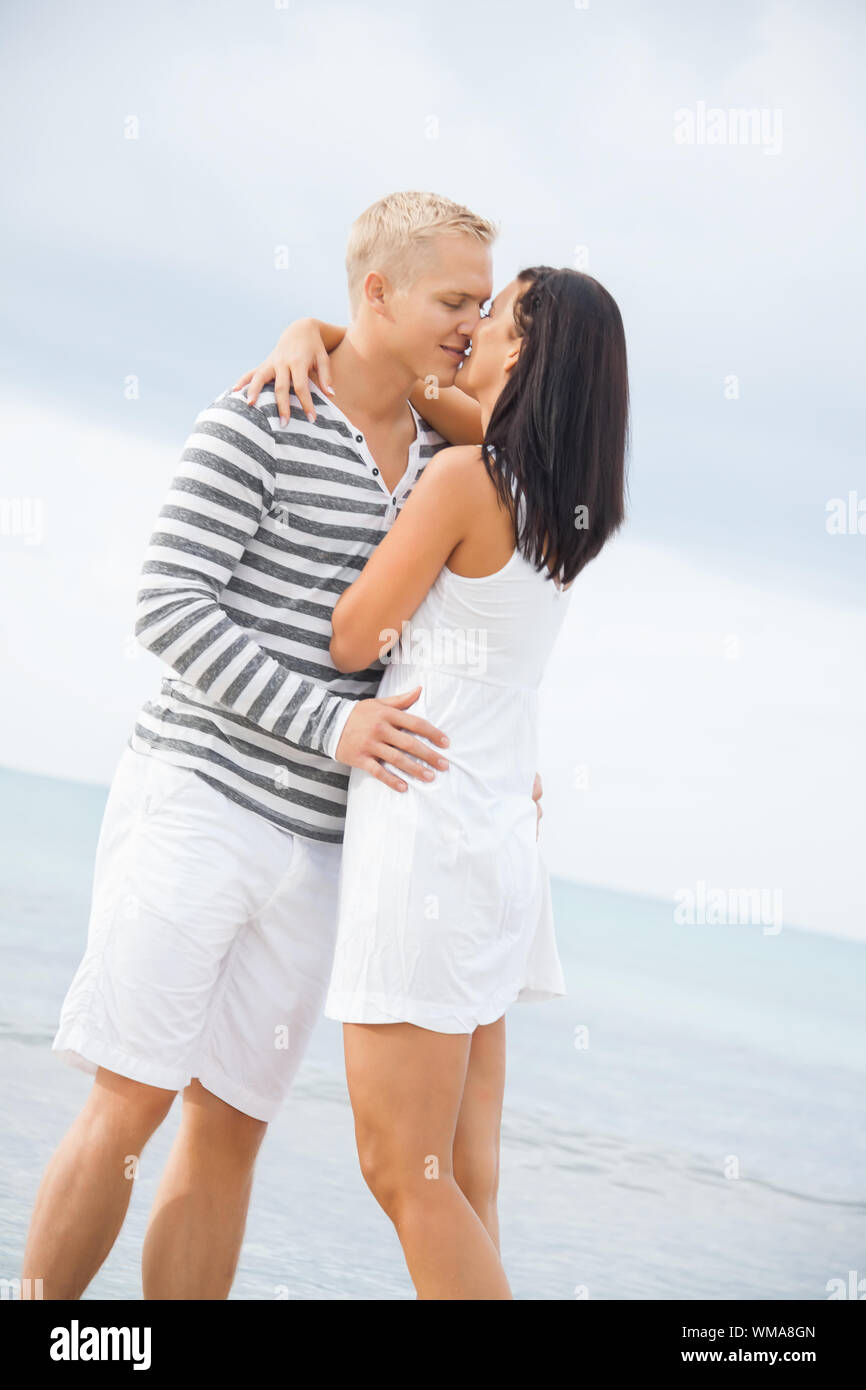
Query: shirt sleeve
xmin=134 ymin=387 xmax=356 ymax=759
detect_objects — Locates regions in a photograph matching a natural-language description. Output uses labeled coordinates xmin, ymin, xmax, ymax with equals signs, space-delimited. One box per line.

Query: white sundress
xmin=324 ymin=490 xmax=574 ymax=1033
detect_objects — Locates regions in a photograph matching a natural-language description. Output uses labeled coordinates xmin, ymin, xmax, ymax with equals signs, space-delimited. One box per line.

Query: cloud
xmin=538 ymin=528 xmax=866 ymax=943
xmin=2 ymin=1 xmax=863 ymax=941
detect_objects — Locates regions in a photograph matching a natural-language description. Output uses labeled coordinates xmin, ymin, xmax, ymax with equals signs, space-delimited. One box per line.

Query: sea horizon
xmin=1 ymin=760 xmax=860 ymax=947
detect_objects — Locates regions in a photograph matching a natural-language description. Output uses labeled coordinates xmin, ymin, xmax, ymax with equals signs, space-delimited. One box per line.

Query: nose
xmin=457 ymin=312 xmax=480 ymax=339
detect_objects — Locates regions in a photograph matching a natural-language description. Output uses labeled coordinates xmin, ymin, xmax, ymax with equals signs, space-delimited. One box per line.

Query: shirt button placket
xmin=355 ymin=432 xmax=391 ymax=502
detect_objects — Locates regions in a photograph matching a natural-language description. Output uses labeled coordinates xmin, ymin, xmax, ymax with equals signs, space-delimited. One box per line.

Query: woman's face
xmin=455 ymin=278 xmax=524 ymax=401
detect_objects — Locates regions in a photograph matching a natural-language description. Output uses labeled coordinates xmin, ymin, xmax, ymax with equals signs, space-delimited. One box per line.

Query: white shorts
xmin=52 ymin=744 xmax=342 ymax=1121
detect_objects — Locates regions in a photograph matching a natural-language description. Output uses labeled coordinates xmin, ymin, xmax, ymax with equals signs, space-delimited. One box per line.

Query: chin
xmin=414 ymin=357 xmax=457 ymax=391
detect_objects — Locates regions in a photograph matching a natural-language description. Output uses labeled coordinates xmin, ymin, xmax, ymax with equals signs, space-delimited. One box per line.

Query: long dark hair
xmin=482 ymin=266 xmax=630 ymax=587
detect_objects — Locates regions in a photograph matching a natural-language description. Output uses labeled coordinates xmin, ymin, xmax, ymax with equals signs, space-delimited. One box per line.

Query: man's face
xmin=383 ymin=233 xmax=494 ymax=387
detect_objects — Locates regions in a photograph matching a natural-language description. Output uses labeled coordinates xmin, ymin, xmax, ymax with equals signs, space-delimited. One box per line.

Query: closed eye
xmin=442 ymin=296 xmax=493 ymax=314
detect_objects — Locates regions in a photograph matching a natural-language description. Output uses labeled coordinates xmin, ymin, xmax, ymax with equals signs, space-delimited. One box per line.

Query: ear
xmin=503 ymin=341 xmax=522 ymax=375
xmin=362 ymin=269 xmax=389 ymax=316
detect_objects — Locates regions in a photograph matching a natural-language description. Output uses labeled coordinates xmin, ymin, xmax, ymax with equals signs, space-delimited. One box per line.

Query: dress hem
xmin=324 ymin=980 xmax=566 ymax=1034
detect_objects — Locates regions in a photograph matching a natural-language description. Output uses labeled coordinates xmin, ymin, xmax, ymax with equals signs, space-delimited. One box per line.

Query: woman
xmin=235 ymin=267 xmax=629 ymax=1298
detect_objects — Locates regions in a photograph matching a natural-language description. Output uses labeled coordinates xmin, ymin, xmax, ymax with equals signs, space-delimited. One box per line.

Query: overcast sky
xmin=1 ymin=0 xmax=864 ymax=940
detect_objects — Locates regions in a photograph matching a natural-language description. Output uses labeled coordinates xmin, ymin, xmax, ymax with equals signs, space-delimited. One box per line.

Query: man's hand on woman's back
xmin=335 ymin=685 xmax=450 ymax=793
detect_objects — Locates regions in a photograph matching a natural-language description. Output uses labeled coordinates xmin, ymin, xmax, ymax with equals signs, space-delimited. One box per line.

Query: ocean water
xmin=0 ymin=764 xmax=864 ymax=1301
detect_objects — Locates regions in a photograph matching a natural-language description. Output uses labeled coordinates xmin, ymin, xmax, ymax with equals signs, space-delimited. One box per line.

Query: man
xmin=22 ymin=191 xmax=531 ymax=1299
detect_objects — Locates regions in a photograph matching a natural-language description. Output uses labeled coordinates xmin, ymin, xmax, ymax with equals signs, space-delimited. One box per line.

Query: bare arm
xmin=408 ymin=382 xmax=484 ymax=446
xmin=233 ymin=318 xmax=346 ymax=422
xmin=330 ymin=446 xmax=474 ymax=673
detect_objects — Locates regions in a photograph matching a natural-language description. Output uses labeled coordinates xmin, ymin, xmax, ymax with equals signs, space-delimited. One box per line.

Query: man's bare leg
xmin=21 ymin=1067 xmax=177 ymax=1300
xmin=141 ymin=1079 xmax=268 ymax=1300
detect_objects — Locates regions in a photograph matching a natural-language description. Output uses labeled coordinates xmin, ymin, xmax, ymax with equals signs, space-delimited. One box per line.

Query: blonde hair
xmin=345 ymin=191 xmax=497 ymax=315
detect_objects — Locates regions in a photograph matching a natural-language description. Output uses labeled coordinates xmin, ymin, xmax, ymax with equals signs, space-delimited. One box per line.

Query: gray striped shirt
xmin=129 ymin=382 xmax=448 ymax=843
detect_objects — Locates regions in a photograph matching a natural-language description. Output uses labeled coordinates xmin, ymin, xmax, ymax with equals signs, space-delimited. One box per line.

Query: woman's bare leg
xmin=452 ymin=1016 xmax=506 ymax=1250
xmin=342 ymin=1020 xmax=512 ymax=1300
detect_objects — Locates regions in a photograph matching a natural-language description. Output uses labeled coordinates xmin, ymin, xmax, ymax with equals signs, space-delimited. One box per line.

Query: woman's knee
xmin=356 ymin=1129 xmax=439 ymax=1216
xmin=356 ymin=1130 xmax=397 ymax=1208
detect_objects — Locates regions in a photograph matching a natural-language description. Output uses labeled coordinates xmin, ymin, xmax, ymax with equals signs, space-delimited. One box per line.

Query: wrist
xmin=316 ymin=319 xmax=347 ymax=353
xmin=322 ymin=696 xmax=355 ymax=762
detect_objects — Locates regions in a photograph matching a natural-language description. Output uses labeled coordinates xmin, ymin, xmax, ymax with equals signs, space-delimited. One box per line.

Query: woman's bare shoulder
xmin=425 ymin=443 xmax=485 ymax=470
xmin=422 ymin=445 xmax=503 ymax=504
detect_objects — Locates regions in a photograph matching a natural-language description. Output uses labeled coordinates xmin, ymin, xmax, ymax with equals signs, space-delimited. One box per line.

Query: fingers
xmin=374 ymin=720 xmax=449 ymax=773
xmin=245 ymin=367 xmax=273 ymax=408
xmin=385 ymin=726 xmax=450 ymax=770
xmin=392 ymin=713 xmax=450 ymax=754
xmin=359 ymin=756 xmax=408 ymax=794
xmin=371 ymin=739 xmax=442 ymax=780
xmin=275 ymin=364 xmax=291 ymax=426
xmin=346 ymin=693 xmax=449 ymax=779
xmin=232 ymin=369 xmax=255 ymax=391
xmin=315 ymin=350 xmax=336 ymax=398
xmin=294 ymin=369 xmax=317 ymax=424
xmin=379 ymin=688 xmax=450 ymax=751
xmin=380 ymin=685 xmax=423 ymax=707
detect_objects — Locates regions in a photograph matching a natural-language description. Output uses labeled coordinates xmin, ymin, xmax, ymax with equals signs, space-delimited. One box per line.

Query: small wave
xmin=0 ymin=1022 xmax=56 ymax=1045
